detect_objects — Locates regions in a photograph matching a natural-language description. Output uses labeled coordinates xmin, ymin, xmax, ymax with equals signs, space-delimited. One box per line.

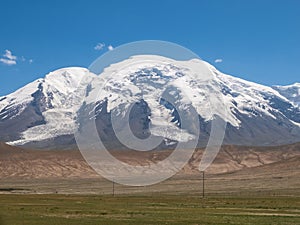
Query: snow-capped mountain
xmin=272 ymin=83 xmax=300 ymax=107
xmin=0 ymin=67 xmax=96 ymax=147
xmin=0 ymin=56 xmax=299 ymax=149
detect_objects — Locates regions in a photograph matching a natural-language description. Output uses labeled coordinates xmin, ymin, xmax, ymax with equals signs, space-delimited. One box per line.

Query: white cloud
xmin=214 ymin=58 xmax=223 ymax=63
xmin=108 ymin=45 xmax=114 ymax=51
xmin=94 ymin=43 xmax=105 ymax=51
xmin=29 ymin=59 xmax=33 ymax=64
xmin=94 ymin=42 xmax=114 ymax=51
xmin=4 ymin=50 xmax=17 ymax=60
xmin=0 ymin=50 xmax=17 ymax=65
xmin=0 ymin=58 xmax=16 ymax=65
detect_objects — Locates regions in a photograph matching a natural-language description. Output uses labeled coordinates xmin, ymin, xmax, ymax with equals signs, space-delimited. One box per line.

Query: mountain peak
xmin=274 ymin=82 xmax=300 ymax=88
xmin=0 ymin=67 xmax=96 ymax=146
xmin=0 ymin=59 xmax=299 ymax=148
xmin=44 ymin=67 xmax=91 ymax=93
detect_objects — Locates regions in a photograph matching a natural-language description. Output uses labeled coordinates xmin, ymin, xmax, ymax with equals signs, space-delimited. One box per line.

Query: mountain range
xmin=0 ymin=56 xmax=299 ymax=150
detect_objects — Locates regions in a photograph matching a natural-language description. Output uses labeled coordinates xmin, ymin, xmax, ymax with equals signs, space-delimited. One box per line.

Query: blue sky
xmin=1 ymin=0 xmax=299 ymax=96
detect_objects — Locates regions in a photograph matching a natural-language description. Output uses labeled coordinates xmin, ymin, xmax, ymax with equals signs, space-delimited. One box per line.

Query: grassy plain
xmin=1 ymin=142 xmax=299 ymax=224
xmin=0 ymin=192 xmax=299 ymax=225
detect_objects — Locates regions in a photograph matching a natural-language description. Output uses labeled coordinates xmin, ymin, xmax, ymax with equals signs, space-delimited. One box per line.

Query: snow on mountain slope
xmin=211 ymin=65 xmax=300 ymax=125
xmin=272 ymin=83 xmax=300 ymax=107
xmin=0 ymin=57 xmax=299 ymax=148
xmin=87 ymin=55 xmax=299 ymax=126
xmin=87 ymin=56 xmax=239 ymax=125
xmin=85 ymin=55 xmax=236 ymax=145
xmin=77 ymin=55 xmax=300 ymax=147
xmin=0 ymin=67 xmax=96 ymax=145
xmin=0 ymin=79 xmax=43 ymax=119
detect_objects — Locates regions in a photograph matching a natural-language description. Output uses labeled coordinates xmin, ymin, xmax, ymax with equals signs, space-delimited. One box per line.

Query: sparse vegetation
xmin=1 ymin=143 xmax=299 ymax=224
xmin=0 ymin=194 xmax=299 ymax=225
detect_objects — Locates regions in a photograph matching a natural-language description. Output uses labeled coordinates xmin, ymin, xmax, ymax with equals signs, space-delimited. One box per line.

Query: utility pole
xmin=112 ymin=179 xmax=115 ymax=197
xmin=202 ymin=171 xmax=205 ymax=198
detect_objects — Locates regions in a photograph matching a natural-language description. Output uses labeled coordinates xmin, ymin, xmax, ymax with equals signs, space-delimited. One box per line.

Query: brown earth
xmin=0 ymin=142 xmax=300 ymax=178
xmin=0 ymin=142 xmax=299 ymax=195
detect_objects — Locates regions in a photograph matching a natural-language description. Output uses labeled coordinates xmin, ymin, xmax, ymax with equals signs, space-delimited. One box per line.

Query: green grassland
xmin=0 ymin=194 xmax=299 ymax=225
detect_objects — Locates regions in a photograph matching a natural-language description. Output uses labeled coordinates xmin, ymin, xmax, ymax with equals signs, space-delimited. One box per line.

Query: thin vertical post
xmin=112 ymin=179 xmax=115 ymax=197
xmin=202 ymin=171 xmax=205 ymax=198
